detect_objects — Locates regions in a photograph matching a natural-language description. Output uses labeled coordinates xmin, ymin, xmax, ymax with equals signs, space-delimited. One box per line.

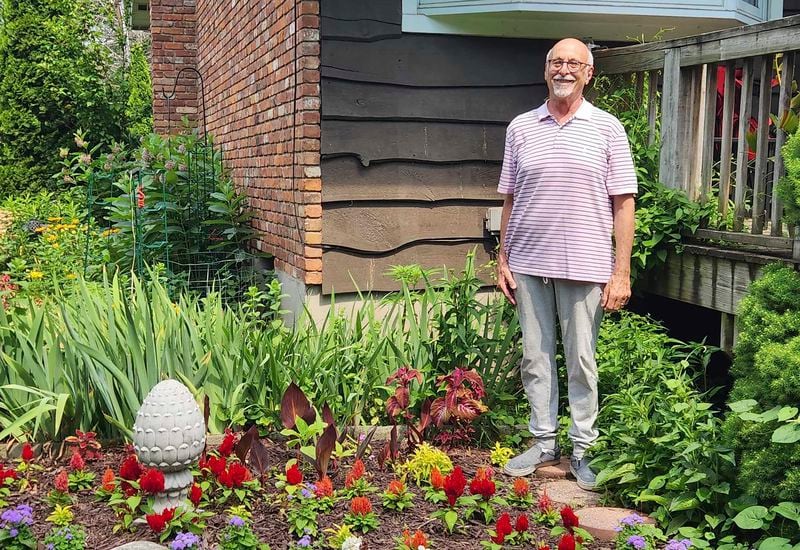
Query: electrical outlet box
xmin=485 ymin=207 xmax=502 ymax=234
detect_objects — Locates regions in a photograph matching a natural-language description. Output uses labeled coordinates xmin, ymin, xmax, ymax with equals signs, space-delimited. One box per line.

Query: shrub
xmin=723 ymin=264 xmax=800 ymax=504
xmin=592 ymin=312 xmax=732 ymax=533
xmin=0 ymin=0 xmax=126 ymax=194
xmin=125 ymin=40 xmax=154 ymax=141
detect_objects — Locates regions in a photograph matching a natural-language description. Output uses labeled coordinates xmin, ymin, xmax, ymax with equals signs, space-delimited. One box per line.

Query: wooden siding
xmin=320 ymin=0 xmax=549 ymax=294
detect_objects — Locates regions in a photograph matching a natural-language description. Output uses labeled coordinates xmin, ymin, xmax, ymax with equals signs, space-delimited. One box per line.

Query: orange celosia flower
xmin=403 ymin=529 xmax=429 ymax=548
xmin=101 ymin=468 xmax=116 ymax=491
xmin=513 ymin=477 xmax=530 ymax=497
xmin=474 ymin=466 xmax=493 ymax=481
xmin=345 ymin=458 xmax=365 ymax=488
xmin=349 ymin=496 xmax=372 ymax=516
xmin=387 ymin=479 xmax=405 ymax=495
xmin=430 ymin=466 xmax=445 ymax=490
xmin=315 ymin=476 xmax=334 ymax=498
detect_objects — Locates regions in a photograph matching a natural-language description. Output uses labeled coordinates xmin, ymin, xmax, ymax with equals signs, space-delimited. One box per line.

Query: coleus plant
xmin=280 ymin=382 xmax=337 ymax=480
xmin=430 ymin=368 xmax=488 ymax=447
xmin=384 ymin=367 xmax=432 ymax=454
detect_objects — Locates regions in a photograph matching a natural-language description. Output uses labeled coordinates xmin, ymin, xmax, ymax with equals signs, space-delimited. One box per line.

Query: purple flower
xmin=46 ymin=544 xmax=55 ymax=550
xmin=170 ymin=531 xmax=201 ymax=550
xmin=627 ymin=535 xmax=647 ymax=549
xmin=9 ymin=527 xmax=18 ymax=537
xmin=665 ymin=539 xmax=692 ymax=550
xmin=1 ymin=504 xmax=34 ymax=527
xmin=297 ymin=534 xmax=312 ymax=547
xmin=300 ymin=488 xmax=313 ymax=498
xmin=228 ymin=515 xmax=245 ymax=528
xmin=620 ymin=513 xmax=645 ymax=526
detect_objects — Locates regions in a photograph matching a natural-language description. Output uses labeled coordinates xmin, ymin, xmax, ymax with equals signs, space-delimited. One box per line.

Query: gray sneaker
xmin=503 ymin=444 xmax=561 ymax=477
xmin=570 ymin=456 xmax=598 ymax=491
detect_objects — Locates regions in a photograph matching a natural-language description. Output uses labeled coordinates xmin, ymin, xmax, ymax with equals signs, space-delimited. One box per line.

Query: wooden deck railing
xmin=595 ymin=15 xmax=800 ymax=257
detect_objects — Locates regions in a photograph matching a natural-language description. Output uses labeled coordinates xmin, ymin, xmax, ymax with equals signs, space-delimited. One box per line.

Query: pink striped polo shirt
xmin=497 ymin=99 xmax=637 ymax=283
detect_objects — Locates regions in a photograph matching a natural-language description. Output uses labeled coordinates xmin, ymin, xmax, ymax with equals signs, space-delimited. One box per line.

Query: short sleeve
xmin=497 ymin=125 xmax=517 ymax=194
xmin=605 ymin=126 xmax=638 ymax=196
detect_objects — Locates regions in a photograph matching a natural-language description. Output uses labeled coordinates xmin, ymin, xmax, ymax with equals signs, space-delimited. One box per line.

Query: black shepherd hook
xmin=162 ymin=66 xmax=208 ymax=140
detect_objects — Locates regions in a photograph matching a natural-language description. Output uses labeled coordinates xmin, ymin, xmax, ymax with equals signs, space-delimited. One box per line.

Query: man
xmin=497 ymin=38 xmax=637 ymax=490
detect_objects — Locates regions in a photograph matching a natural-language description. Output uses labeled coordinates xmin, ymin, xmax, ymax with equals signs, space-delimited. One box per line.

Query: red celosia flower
xmin=403 ymin=529 xmax=429 ymax=548
xmin=145 ymin=508 xmax=174 ymax=534
xmin=189 ymin=483 xmax=202 ymax=506
xmin=560 ymin=505 xmax=580 ymax=530
xmin=538 ymin=544 xmax=552 ymax=550
xmin=286 ymin=463 xmax=303 ymax=486
xmin=513 ymin=477 xmax=530 ymax=497
xmin=0 ymin=464 xmax=18 ymax=486
xmin=54 ymin=469 xmax=69 ymax=493
xmin=387 ymin=479 xmax=405 ymax=495
xmin=119 ymin=455 xmax=142 ymax=481
xmin=443 ymin=466 xmax=467 ymax=506
xmin=469 ymin=475 xmax=496 ymax=500
xmin=69 ymin=450 xmax=85 ymax=471
xmin=218 ymin=430 xmax=237 ymax=457
xmin=492 ymin=512 xmax=513 ymax=544
xmin=558 ymin=533 xmax=576 ymax=550
xmin=430 ymin=466 xmax=445 ymax=490
xmin=315 ymin=476 xmax=334 ymax=498
xmin=207 ymin=455 xmax=227 ymax=478
xmin=538 ymin=487 xmax=554 ymax=512
xmin=101 ymin=468 xmax=116 ymax=492
xmin=515 ymin=514 xmax=530 ymax=533
xmin=21 ymin=443 xmax=34 ymax=462
xmin=198 ymin=455 xmax=208 ymax=472
xmin=349 ymin=496 xmax=372 ymax=516
xmin=345 ymin=459 xmax=365 ymax=488
xmin=228 ymin=462 xmax=250 ymax=487
xmin=217 ymin=469 xmax=233 ymax=488
xmin=139 ymin=468 xmax=165 ymax=494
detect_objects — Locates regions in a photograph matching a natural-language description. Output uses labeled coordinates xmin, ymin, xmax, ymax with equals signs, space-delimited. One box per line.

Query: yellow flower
xmin=34 ymin=226 xmax=47 ymax=233
xmin=71 ymin=218 xmax=79 ymax=224
xmin=46 ymin=234 xmax=58 ymax=243
xmin=65 ymin=273 xmax=77 ymax=280
xmin=47 ymin=217 xmax=63 ymax=222
xmin=52 ymin=243 xmax=59 ymax=249
xmin=28 ymin=271 xmax=44 ymax=280
xmin=172 ymin=303 xmax=181 ymax=315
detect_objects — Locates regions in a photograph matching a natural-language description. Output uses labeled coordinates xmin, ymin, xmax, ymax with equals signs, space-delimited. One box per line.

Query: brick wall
xmin=150 ymin=0 xmax=322 ymax=286
xmin=150 ymin=0 xmax=198 ymax=134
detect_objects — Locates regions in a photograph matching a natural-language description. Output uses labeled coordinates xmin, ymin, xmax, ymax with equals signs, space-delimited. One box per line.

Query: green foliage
xmin=777 ymin=126 xmax=800 ymax=227
xmin=0 ymin=0 xmax=126 ymax=194
xmin=591 ymin=74 xmax=720 ymax=282
xmin=43 ymin=525 xmax=87 ymax=550
xmin=397 ymin=442 xmax=453 ymax=485
xmin=592 ymin=312 xmax=732 ymax=534
xmin=724 ymin=265 xmax=800 ymax=505
xmin=125 ymin=40 xmax=153 ymax=141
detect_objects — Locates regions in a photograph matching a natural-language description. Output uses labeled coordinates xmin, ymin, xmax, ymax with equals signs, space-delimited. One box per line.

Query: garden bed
xmin=2 ymin=438 xmax=617 ymax=550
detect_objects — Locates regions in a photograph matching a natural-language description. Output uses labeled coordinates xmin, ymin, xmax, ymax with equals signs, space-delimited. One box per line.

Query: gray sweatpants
xmin=514 ymin=273 xmax=603 ymax=458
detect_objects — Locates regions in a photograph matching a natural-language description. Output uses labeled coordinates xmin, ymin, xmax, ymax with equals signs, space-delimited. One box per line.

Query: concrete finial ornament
xmin=133 ymin=379 xmax=205 ymax=513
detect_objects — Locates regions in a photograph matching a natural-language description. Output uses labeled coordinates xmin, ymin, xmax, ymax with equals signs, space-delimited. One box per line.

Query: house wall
xmin=150 ymin=0 xmax=322 ymax=296
xmin=319 ymin=0 xmax=550 ymax=294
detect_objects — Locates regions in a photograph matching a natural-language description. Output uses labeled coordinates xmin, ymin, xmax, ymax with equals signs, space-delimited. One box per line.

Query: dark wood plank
xmin=321 ymin=35 xmax=549 ymax=87
xmin=321 ymin=0 xmax=401 ymax=42
xmin=322 ymin=79 xmax=543 ymax=123
xmin=322 ymin=242 xmax=495 ymax=294
xmin=321 ymin=0 xmax=401 ymax=25
xmin=321 ymin=158 xmax=502 ymax=202
xmin=323 ymin=204 xmax=494 ymax=252
xmin=321 ymin=120 xmax=506 ymax=165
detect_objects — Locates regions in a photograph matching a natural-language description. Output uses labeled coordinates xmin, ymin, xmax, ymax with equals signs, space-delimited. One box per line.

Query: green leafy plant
xmin=218 ymin=515 xmax=271 ymax=550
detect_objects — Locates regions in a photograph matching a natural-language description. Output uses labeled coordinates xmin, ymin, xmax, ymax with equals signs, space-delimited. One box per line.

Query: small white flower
xmin=341 ymin=536 xmax=362 ymax=550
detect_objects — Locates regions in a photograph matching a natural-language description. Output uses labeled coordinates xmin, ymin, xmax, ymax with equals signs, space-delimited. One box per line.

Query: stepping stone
xmin=112 ymin=543 xmax=167 ymax=550
xmin=575 ymin=507 xmax=655 ymax=541
xmin=535 ymin=457 xmax=570 ymax=479
xmin=537 ymin=480 xmax=601 ymax=507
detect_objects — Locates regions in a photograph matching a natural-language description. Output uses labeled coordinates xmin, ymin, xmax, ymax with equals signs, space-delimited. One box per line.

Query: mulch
xmin=4 ymin=440 xmax=617 ymax=550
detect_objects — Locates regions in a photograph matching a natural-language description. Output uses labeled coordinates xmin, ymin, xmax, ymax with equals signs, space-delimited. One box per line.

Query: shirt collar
xmin=537 ymin=98 xmax=594 ymax=122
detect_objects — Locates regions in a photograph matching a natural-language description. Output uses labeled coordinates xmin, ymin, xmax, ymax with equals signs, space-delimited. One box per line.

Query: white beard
xmin=551 ymin=80 xmax=576 ymax=98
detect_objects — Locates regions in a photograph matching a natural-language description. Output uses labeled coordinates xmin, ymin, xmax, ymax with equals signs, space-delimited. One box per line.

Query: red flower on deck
xmin=345 ymin=459 xmax=365 ymax=488
xmin=350 ymin=496 xmax=372 ymax=516
xmin=386 ymin=479 xmax=405 ymax=495
xmin=69 ymin=450 xmax=85 ymax=471
xmin=430 ymin=466 xmax=445 ymax=491
xmin=469 ymin=468 xmax=496 ymax=500
xmin=228 ymin=462 xmax=250 ymax=487
xmin=315 ymin=476 xmax=334 ymax=498
xmin=558 ymin=533 xmax=576 ymax=550
xmin=101 ymin=468 xmax=116 ymax=492
xmin=207 ymin=455 xmax=227 ymax=478
xmin=515 ymin=513 xmax=530 ymax=533
xmin=54 ymin=469 xmax=69 ymax=493
xmin=189 ymin=483 xmax=202 ymax=506
xmin=0 ymin=464 xmax=18 ymax=486
xmin=513 ymin=477 xmax=530 ymax=498
xmin=218 ymin=429 xmax=237 ymax=457
xmin=146 ymin=508 xmax=175 ymax=534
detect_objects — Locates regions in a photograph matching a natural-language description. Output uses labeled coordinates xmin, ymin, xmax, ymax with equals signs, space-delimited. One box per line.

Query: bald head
xmin=546 ymin=38 xmax=593 ymax=67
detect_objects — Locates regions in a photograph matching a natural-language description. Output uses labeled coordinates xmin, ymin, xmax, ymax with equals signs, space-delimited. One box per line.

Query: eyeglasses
xmin=547 ymin=59 xmax=592 ymax=72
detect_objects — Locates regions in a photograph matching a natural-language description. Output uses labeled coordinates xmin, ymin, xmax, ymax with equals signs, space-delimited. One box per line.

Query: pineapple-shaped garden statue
xmin=133 ymin=379 xmax=205 ymax=513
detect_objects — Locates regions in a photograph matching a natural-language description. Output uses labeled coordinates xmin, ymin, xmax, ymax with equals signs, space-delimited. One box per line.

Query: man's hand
xmin=601 ymin=271 xmax=631 ymax=311
xmin=496 ymin=257 xmax=517 ymax=305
